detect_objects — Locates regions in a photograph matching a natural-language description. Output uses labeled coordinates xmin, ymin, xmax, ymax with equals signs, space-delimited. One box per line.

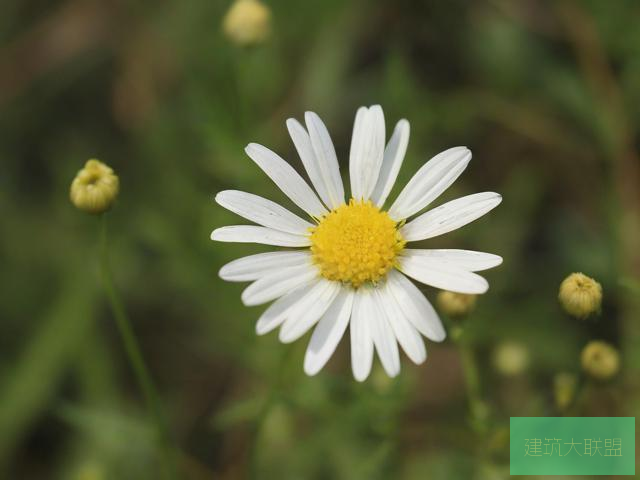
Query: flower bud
xmin=492 ymin=341 xmax=530 ymax=376
xmin=553 ymin=372 xmax=577 ymax=410
xmin=437 ymin=291 xmax=477 ymax=317
xmin=74 ymin=460 xmax=104 ymax=480
xmin=70 ymin=159 xmax=119 ymax=214
xmin=223 ymin=0 xmax=271 ymax=47
xmin=558 ymin=272 xmax=602 ymax=319
xmin=581 ymin=340 xmax=620 ymax=380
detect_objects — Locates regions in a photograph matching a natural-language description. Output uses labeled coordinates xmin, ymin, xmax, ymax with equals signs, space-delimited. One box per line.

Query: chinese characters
xmin=525 ymin=438 xmax=622 ymax=457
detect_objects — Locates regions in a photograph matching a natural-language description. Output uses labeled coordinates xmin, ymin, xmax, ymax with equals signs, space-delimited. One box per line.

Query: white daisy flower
xmin=212 ymin=105 xmax=502 ymax=381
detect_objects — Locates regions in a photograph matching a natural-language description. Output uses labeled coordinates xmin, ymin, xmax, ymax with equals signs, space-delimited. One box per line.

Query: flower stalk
xmin=99 ymin=214 xmax=178 ymax=479
xmin=458 ymin=340 xmax=488 ymax=433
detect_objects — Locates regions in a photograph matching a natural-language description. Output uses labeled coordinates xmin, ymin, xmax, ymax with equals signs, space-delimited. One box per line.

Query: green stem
xmin=231 ymin=46 xmax=255 ymax=135
xmin=456 ymin=336 xmax=492 ymax=477
xmin=456 ymin=336 xmax=488 ymax=434
xmin=247 ymin=345 xmax=293 ymax=478
xmin=99 ymin=215 xmax=178 ymax=479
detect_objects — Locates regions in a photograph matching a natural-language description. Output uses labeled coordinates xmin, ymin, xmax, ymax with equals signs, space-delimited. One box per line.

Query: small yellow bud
xmin=222 ymin=0 xmax=271 ymax=47
xmin=558 ymin=272 xmax=602 ymax=319
xmin=492 ymin=341 xmax=530 ymax=376
xmin=553 ymin=372 xmax=578 ymax=410
xmin=70 ymin=159 xmax=119 ymax=214
xmin=436 ymin=291 xmax=477 ymax=317
xmin=74 ymin=461 xmax=104 ymax=480
xmin=581 ymin=340 xmax=620 ymax=380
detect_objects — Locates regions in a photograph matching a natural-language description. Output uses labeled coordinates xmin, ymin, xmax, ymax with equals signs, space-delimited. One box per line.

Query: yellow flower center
xmin=310 ymin=199 xmax=405 ymax=288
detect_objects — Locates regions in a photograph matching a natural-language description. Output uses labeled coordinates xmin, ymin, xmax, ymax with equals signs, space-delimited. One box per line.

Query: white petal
xmin=241 ymin=264 xmax=317 ymax=306
xmin=279 ymin=280 xmax=340 ymax=343
xmin=219 ymin=251 xmax=311 ymax=282
xmin=350 ymin=290 xmax=374 ymax=381
xmin=386 ymin=270 xmax=446 ymax=342
xmin=375 ymin=286 xmax=426 ymax=365
xmin=369 ymin=289 xmax=401 ymax=377
xmin=287 ymin=118 xmax=332 ymax=210
xmin=256 ymin=281 xmax=319 ymax=335
xmin=304 ymin=289 xmax=355 ymax=376
xmin=215 ymin=190 xmax=313 ymax=235
xmin=287 ymin=112 xmax=344 ymax=209
xmin=245 ymin=143 xmax=327 ymax=218
xmin=348 ymin=107 xmax=367 ymax=200
xmin=370 ymin=119 xmax=410 ymax=208
xmin=211 ymin=226 xmax=310 ymax=247
xmin=388 ymin=146 xmax=471 ymax=220
xmin=398 ymin=255 xmax=489 ymax=294
xmin=349 ymin=105 xmax=386 ymax=200
xmin=400 ymin=249 xmax=503 ymax=272
xmin=400 ymin=192 xmax=502 ymax=242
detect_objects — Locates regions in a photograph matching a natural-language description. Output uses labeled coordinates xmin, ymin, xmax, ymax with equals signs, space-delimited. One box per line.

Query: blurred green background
xmin=1 ymin=0 xmax=639 ymax=478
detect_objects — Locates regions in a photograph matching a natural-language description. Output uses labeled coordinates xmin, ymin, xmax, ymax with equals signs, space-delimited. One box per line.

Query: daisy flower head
xmin=212 ymin=105 xmax=502 ymax=381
